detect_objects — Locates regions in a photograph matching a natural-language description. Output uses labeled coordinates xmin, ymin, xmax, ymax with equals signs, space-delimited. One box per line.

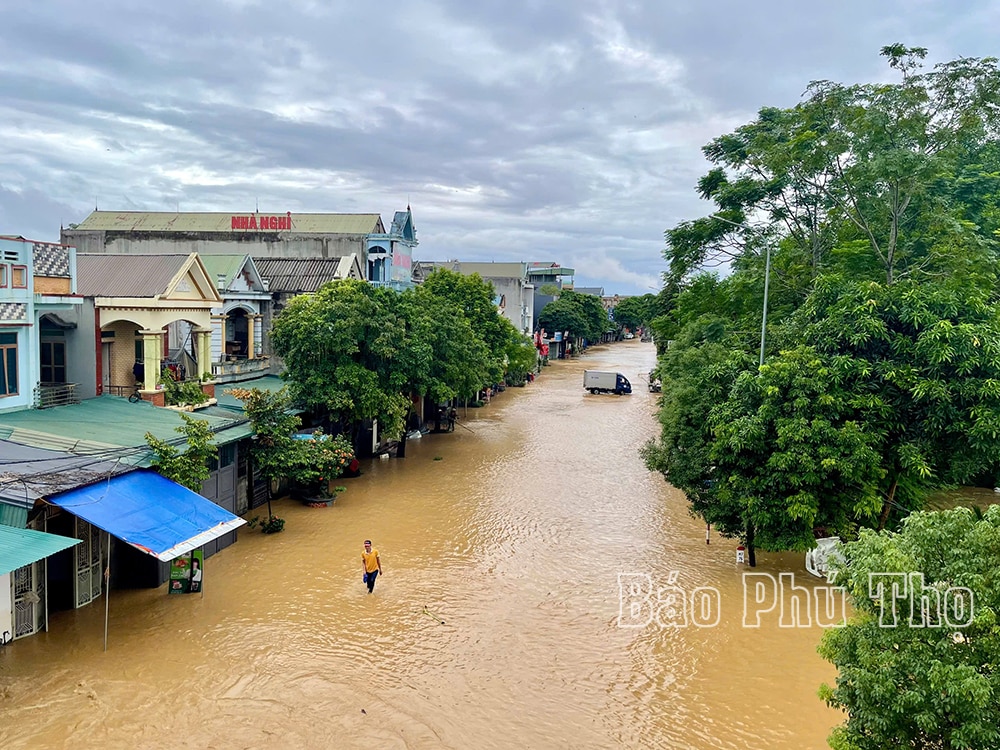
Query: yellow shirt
xmin=362 ymin=549 xmax=380 ymax=573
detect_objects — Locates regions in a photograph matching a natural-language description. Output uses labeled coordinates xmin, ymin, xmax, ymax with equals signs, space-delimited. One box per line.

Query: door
xmin=11 ymin=561 xmax=45 ymax=640
xmin=101 ymin=342 xmax=112 ymax=390
xmin=73 ymin=518 xmax=104 ymax=608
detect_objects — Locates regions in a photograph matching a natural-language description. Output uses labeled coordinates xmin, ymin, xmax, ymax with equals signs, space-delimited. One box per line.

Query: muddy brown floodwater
xmin=0 ymin=342 xmax=843 ymax=749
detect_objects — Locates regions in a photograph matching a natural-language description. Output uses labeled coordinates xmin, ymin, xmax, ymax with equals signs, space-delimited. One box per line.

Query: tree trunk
xmin=746 ymin=520 xmax=757 ymax=567
xmin=877 ymin=474 xmax=900 ymax=531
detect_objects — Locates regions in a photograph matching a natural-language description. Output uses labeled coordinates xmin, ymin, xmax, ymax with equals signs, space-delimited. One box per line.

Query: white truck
xmin=583 ymin=370 xmax=632 ymax=395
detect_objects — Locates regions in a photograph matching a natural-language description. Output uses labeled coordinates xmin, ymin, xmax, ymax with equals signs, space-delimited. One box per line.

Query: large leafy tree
xmin=270 ymin=279 xmax=412 ymax=437
xmin=420 ymin=269 xmax=509 ymax=383
xmin=538 ymin=290 xmax=608 ymax=343
xmin=799 ymin=273 xmax=1000 ymax=529
xmin=394 ymin=284 xmax=490 ymax=404
xmin=819 ymin=506 xmax=1000 ymax=750
xmin=710 ymin=346 xmax=884 ymax=556
xmin=646 ymin=45 xmax=1000 ymax=561
xmin=667 ymin=45 xmax=1000 ymax=290
xmin=611 ymin=294 xmax=657 ymax=332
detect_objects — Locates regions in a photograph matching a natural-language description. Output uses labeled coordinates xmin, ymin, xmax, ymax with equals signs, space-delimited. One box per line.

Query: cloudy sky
xmin=1 ymin=1 xmax=996 ymax=295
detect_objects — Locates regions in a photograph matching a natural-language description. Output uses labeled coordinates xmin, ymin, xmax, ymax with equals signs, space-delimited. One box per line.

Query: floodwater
xmin=0 ymin=342 xmax=842 ymax=749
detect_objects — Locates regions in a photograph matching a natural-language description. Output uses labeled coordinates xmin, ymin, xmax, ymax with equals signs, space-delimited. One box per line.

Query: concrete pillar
xmin=139 ymin=330 xmax=162 ymax=391
xmin=193 ymin=327 xmax=212 ymax=378
xmin=253 ymin=314 xmax=263 ymax=358
xmin=247 ymin=314 xmax=256 ymax=359
xmin=220 ymin=315 xmax=228 ymax=359
xmin=211 ymin=313 xmax=226 ymax=364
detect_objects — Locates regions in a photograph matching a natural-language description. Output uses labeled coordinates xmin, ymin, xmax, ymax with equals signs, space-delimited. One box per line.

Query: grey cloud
xmin=0 ymin=0 xmax=993 ymax=294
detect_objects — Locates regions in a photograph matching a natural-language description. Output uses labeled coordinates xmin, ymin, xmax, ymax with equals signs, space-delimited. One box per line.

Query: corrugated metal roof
xmin=0 ymin=439 xmax=130 ymax=510
xmin=77 ymin=253 xmax=190 ymax=297
xmin=0 ymin=525 xmax=82 ymax=576
xmin=73 ymin=211 xmax=384 ymax=235
xmin=213 ymin=375 xmax=289 ymax=411
xmin=0 ymin=395 xmax=252 ymax=460
xmin=253 ymin=257 xmax=353 ymax=293
xmin=199 ymin=254 xmax=247 ymax=290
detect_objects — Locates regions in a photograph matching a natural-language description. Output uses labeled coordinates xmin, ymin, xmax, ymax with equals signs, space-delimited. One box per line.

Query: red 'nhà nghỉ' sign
xmin=231 ymin=213 xmax=292 ymax=230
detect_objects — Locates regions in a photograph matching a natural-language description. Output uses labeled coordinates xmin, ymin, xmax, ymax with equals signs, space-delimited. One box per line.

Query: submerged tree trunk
xmin=746 ymin=520 xmax=757 ymax=568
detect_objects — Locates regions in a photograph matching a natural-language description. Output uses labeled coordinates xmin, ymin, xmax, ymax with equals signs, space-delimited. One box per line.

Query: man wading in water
xmin=361 ymin=540 xmax=382 ymax=593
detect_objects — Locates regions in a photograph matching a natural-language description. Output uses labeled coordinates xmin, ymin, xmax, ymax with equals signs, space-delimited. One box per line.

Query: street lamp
xmin=710 ymin=214 xmax=771 ymax=367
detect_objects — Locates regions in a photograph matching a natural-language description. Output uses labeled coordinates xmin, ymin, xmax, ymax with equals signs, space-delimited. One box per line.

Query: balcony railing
xmin=34 ymin=382 xmax=80 ymax=409
xmin=211 ymin=356 xmax=272 ymax=382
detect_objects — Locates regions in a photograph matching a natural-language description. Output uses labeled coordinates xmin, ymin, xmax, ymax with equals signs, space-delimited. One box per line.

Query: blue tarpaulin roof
xmin=0 ymin=525 xmax=81 ymax=576
xmin=46 ymin=470 xmax=246 ymax=562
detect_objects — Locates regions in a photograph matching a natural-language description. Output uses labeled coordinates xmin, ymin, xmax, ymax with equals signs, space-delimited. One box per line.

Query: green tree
xmin=503 ymin=328 xmax=539 ymax=385
xmin=647 ymin=45 xmax=1000 ymax=560
xmin=711 ymin=346 xmax=884 ymax=554
xmin=145 ymin=413 xmax=218 ymax=492
xmin=800 ymin=274 xmax=1000 ymax=529
xmin=612 ymin=294 xmax=658 ymax=332
xmin=819 ymin=506 xmax=1000 ymax=750
xmin=420 ymin=269 xmax=509 ymax=384
xmin=394 ymin=283 xmax=491 ymax=404
xmin=228 ymin=386 xmax=354 ymax=491
xmin=270 ymin=278 xmax=412 ymax=437
xmin=538 ymin=290 xmax=608 ymax=343
xmin=668 ymin=45 xmax=1000 ymax=290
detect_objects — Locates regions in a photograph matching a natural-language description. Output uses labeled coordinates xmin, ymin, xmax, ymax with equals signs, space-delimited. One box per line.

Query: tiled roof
xmin=73 ymin=211 xmax=384 ymax=235
xmin=253 ymin=257 xmax=353 ymax=293
xmin=76 ymin=253 xmax=189 ymax=297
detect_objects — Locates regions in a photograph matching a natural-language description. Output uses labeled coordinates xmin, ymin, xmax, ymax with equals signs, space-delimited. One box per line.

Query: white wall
xmin=0 ymin=573 xmax=12 ymax=646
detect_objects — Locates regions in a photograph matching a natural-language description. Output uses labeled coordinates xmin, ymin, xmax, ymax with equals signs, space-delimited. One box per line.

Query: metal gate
xmin=11 ymin=561 xmax=45 ymax=639
xmin=74 ymin=518 xmax=104 ymax=608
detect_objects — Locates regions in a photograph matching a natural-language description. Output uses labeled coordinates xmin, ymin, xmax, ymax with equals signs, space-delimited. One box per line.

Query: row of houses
xmin=0 ymin=206 xmax=592 ymax=648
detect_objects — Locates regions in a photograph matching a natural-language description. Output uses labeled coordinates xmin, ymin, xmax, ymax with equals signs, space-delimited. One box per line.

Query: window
xmin=0 ymin=332 xmax=18 ymax=397
xmin=0 ymin=265 xmax=6 ymax=287
xmin=40 ymin=340 xmax=66 ymax=384
xmin=11 ymin=266 xmax=27 ymax=288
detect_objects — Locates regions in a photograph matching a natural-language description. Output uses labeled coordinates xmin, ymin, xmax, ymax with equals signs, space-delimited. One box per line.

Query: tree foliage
xmin=419 ymin=269 xmax=510 ymax=384
xmin=145 ymin=413 xmax=218 ymax=492
xmin=612 ymin=294 xmax=658 ymax=332
xmin=646 ymin=46 xmax=1000 ymax=561
xmin=228 ymin=386 xmax=354 ymax=488
xmin=538 ymin=290 xmax=608 ymax=343
xmin=819 ymin=506 xmax=1000 ymax=749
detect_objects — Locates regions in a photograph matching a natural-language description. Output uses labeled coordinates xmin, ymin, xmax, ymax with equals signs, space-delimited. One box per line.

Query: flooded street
xmin=1 ymin=342 xmax=841 ymax=749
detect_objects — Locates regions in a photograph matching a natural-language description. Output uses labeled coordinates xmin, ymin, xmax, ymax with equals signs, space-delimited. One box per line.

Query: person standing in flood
xmin=361 ymin=540 xmax=382 ymax=593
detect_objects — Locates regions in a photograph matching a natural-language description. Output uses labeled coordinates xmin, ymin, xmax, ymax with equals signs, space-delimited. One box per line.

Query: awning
xmin=0 ymin=525 xmax=81 ymax=576
xmin=46 ymin=470 xmax=246 ymax=562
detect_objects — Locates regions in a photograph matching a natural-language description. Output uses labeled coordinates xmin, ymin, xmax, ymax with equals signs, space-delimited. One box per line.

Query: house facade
xmin=0 ymin=236 xmax=86 ymax=414
xmin=411 ymin=260 xmax=535 ymax=334
xmin=365 ymin=208 xmax=418 ymax=291
xmin=199 ymin=255 xmax=275 ymax=383
xmin=61 ymin=209 xmax=413 ymax=285
xmin=75 ymin=252 xmax=221 ymax=402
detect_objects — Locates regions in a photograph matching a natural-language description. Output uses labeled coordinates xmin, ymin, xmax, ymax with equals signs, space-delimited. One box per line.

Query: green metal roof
xmin=0 ymin=396 xmax=252 ymax=464
xmin=0 ymin=525 xmax=82 ymax=575
xmin=199 ymin=255 xmax=247 ymax=289
xmin=214 ymin=375 xmax=290 ymax=412
xmin=72 ymin=211 xmax=384 ymax=235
